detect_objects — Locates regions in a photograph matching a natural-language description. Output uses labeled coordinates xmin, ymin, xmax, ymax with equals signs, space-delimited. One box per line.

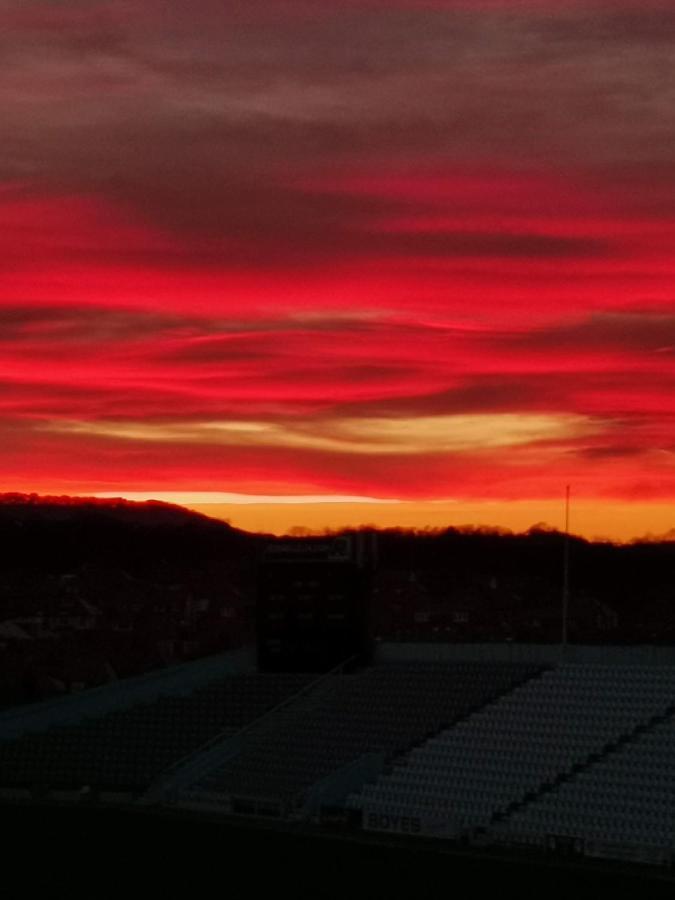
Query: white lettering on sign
xmin=365 ymin=812 xmax=421 ymax=835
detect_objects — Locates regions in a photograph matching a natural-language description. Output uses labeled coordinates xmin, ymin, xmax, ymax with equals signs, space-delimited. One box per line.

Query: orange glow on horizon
xmin=184 ymin=499 xmax=675 ymax=543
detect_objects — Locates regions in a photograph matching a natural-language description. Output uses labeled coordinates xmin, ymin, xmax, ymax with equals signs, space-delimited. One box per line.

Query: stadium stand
xmin=0 ymin=672 xmax=311 ymax=792
xmin=186 ymin=662 xmax=542 ymax=812
xmin=0 ymin=648 xmax=253 ymax=740
xmin=490 ymin=704 xmax=675 ymax=853
xmin=3 ymin=646 xmax=675 ymax=870
xmin=351 ymin=665 xmax=675 ymax=847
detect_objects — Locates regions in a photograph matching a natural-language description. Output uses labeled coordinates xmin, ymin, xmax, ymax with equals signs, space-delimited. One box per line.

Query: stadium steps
xmin=183 ymin=675 xmax=359 ymax=806
xmin=147 ymin=663 xmax=352 ymax=805
xmin=473 ymin=702 xmax=675 ymax=840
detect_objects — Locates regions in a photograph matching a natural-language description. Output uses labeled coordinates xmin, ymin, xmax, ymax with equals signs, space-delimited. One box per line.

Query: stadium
xmin=1 ymin=533 xmax=675 ymax=895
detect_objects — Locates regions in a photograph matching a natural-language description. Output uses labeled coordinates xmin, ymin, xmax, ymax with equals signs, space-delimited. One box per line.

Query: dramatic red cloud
xmin=0 ymin=0 xmax=673 ymax=538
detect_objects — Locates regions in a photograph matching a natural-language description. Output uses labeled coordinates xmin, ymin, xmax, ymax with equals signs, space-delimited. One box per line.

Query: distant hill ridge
xmin=0 ymin=492 xmax=209 ymax=517
xmin=0 ymin=493 xmax=263 ymax=575
xmin=0 ymin=492 xmax=244 ymax=529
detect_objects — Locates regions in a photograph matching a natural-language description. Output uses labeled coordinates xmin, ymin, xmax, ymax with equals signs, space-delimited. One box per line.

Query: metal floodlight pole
xmin=561 ymin=485 xmax=571 ymax=652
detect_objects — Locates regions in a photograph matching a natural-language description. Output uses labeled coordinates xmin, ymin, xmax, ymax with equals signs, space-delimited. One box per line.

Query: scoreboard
xmin=256 ymin=533 xmax=376 ymax=672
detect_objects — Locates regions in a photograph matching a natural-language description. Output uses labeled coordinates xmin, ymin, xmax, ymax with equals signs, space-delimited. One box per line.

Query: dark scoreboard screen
xmin=256 ymin=534 xmax=375 ymax=672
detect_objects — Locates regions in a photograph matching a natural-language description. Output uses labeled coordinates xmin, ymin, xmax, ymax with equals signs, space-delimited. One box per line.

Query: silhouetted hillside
xmin=0 ymin=493 xmax=259 ymax=572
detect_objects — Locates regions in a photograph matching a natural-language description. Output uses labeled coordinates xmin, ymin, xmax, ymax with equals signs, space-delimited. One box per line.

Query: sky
xmin=1 ymin=0 xmax=674 ymax=540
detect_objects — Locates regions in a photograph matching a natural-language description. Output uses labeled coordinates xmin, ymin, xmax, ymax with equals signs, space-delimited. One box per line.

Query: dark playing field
xmin=3 ymin=804 xmax=674 ymax=899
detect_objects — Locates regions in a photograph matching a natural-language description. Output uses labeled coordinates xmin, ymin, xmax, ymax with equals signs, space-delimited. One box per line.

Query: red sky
xmin=1 ymin=1 xmax=674 ymax=539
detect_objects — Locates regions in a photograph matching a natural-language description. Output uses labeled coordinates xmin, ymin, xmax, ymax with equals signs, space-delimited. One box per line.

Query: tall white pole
xmin=562 ymin=485 xmax=570 ymax=650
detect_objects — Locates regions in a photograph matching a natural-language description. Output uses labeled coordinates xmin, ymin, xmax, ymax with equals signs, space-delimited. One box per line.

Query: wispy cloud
xmin=44 ymin=411 xmax=601 ymax=456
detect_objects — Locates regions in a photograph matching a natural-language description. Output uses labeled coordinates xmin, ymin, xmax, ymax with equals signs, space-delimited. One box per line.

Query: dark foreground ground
xmin=3 ymin=803 xmax=675 ymax=899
